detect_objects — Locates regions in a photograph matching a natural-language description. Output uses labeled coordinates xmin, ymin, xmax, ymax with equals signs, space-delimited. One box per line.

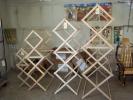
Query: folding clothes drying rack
xmin=81 ymin=4 xmax=114 ymax=100
xmin=53 ymin=4 xmax=114 ymax=100
xmin=16 ymin=4 xmax=114 ymax=100
xmin=53 ymin=18 xmax=82 ymax=95
xmin=16 ymin=30 xmax=54 ymax=91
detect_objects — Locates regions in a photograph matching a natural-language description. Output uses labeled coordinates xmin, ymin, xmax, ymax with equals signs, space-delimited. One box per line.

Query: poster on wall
xmin=77 ymin=6 xmax=87 ymax=21
xmin=0 ymin=20 xmax=4 ymax=59
xmin=102 ymin=26 xmax=112 ymax=44
xmin=90 ymin=26 xmax=112 ymax=46
xmin=4 ymin=28 xmax=17 ymax=44
xmin=64 ymin=2 xmax=112 ymax=21
xmin=65 ymin=7 xmax=77 ymax=21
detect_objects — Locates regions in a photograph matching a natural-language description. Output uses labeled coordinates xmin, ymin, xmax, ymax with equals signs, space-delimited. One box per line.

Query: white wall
xmin=1 ymin=0 xmax=133 ymax=69
xmin=5 ymin=0 xmax=133 ymax=43
xmin=5 ymin=0 xmax=133 ymax=26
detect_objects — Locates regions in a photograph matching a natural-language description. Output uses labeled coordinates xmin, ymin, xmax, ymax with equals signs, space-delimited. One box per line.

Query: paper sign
xmin=21 ymin=51 xmax=24 ymax=56
xmin=63 ymin=21 xmax=68 ymax=29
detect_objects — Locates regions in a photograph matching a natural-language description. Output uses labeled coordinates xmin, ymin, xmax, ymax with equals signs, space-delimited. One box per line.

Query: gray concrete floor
xmin=0 ymin=71 xmax=133 ymax=100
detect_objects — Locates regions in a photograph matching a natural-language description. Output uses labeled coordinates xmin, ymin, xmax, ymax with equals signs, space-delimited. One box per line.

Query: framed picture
xmin=4 ymin=28 xmax=17 ymax=44
xmin=102 ymin=26 xmax=112 ymax=44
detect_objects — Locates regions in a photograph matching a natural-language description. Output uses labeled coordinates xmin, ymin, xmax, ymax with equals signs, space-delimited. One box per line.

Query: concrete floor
xmin=0 ymin=71 xmax=133 ymax=100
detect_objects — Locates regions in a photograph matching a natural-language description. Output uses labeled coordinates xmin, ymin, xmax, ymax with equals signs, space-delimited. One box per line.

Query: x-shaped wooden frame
xmin=16 ymin=30 xmax=54 ymax=91
xmin=81 ymin=4 xmax=114 ymax=100
xmin=53 ymin=18 xmax=82 ymax=95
